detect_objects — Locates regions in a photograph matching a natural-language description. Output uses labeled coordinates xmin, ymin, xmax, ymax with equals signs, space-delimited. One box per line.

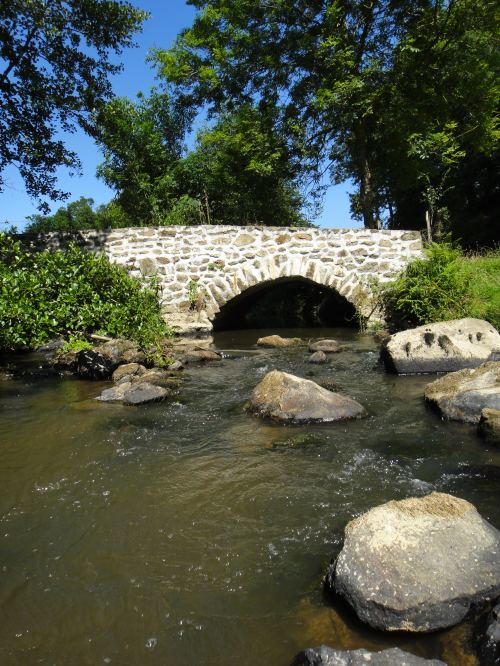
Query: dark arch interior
xmin=212 ymin=277 xmax=357 ymax=331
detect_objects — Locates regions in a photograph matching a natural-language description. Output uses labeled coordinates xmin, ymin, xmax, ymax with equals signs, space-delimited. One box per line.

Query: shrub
xmin=382 ymin=243 xmax=470 ymax=328
xmin=0 ymin=233 xmax=170 ymax=351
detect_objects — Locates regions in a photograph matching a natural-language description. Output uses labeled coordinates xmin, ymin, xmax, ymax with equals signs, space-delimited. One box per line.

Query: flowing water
xmin=0 ymin=328 xmax=499 ymax=666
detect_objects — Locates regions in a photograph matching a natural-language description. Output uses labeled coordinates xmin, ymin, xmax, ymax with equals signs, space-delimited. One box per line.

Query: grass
xmin=457 ymin=249 xmax=500 ymax=329
xmin=382 ymin=243 xmax=500 ymax=330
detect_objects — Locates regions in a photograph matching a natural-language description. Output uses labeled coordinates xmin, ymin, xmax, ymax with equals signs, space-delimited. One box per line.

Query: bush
xmin=382 ymin=243 xmax=499 ymax=330
xmin=382 ymin=243 xmax=470 ymax=328
xmin=0 ymin=233 xmax=170 ymax=351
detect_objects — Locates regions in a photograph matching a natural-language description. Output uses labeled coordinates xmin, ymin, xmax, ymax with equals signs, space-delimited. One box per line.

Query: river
xmin=0 ymin=328 xmax=499 ymax=665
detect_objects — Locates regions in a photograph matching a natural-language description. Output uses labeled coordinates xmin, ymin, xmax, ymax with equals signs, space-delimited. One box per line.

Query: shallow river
xmin=0 ymin=328 xmax=499 ymax=665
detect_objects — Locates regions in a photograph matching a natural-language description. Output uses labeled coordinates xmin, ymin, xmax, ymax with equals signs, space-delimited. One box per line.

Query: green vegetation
xmin=0 ymin=234 xmax=170 ymax=351
xmin=59 ymin=336 xmax=94 ymax=355
xmin=153 ymin=0 xmax=498 ymax=243
xmin=24 ymin=198 xmax=131 ymax=233
xmin=382 ymin=244 xmax=500 ymax=329
xmin=94 ymin=92 xmax=312 ymax=227
xmin=0 ymin=0 xmax=146 ymax=211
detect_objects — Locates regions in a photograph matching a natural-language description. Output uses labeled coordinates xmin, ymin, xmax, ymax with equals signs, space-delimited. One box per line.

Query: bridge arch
xmin=202 ymin=256 xmax=364 ymax=323
xmin=211 ymin=275 xmax=358 ymax=330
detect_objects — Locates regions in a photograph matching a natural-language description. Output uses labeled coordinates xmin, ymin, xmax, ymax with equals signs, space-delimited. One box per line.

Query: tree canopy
xmin=94 ymin=89 xmax=311 ymax=226
xmin=153 ymin=0 xmax=499 ymax=239
xmin=0 ymin=0 xmax=146 ymax=210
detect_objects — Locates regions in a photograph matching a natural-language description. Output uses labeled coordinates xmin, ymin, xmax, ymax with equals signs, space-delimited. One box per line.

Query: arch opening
xmin=212 ymin=277 xmax=357 ymax=331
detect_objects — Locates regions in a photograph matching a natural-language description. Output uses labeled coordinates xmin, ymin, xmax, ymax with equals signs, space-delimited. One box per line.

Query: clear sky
xmin=1 ymin=0 xmax=358 ymax=231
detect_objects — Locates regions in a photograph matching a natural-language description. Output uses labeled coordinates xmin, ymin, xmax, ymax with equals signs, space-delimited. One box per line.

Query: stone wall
xmin=23 ymin=226 xmax=423 ymax=335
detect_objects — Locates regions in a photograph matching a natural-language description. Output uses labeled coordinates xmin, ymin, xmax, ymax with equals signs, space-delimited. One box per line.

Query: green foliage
xmin=382 ymin=243 xmax=499 ymax=329
xmin=95 ymin=88 xmax=193 ymax=224
xmin=60 ymin=336 xmax=93 ymax=355
xmin=0 ymin=0 xmax=146 ymax=210
xmin=25 ymin=198 xmax=133 ymax=233
xmin=0 ymin=234 xmax=170 ymax=351
xmin=187 ymin=280 xmax=199 ymax=309
xmin=458 ymin=250 xmax=500 ymax=330
xmin=153 ymin=0 xmax=499 ymax=236
xmin=173 ymin=106 xmax=313 ymax=226
xmin=94 ymin=90 xmax=311 ymax=227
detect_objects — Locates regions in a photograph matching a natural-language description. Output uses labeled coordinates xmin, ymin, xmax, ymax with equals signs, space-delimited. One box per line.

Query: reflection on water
xmin=0 ymin=328 xmax=498 ymax=665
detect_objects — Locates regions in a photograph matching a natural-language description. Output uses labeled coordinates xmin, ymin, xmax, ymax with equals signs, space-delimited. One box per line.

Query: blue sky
xmin=1 ymin=0 xmax=358 ymax=230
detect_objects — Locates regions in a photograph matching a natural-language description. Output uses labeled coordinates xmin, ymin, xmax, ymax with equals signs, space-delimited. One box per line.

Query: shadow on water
xmin=0 ymin=327 xmax=498 ymax=665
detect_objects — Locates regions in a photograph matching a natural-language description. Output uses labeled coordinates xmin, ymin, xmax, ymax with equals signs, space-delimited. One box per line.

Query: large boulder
xmin=330 ymin=492 xmax=500 ymax=632
xmin=248 ymin=370 xmax=366 ymax=423
xmin=479 ymin=408 xmax=500 ymax=445
xmin=256 ymin=335 xmax=303 ymax=348
xmin=382 ymin=318 xmax=500 ymax=374
xmin=424 ymin=361 xmax=500 ymax=423
xmin=308 ymin=339 xmax=343 ymax=353
xmin=291 ymin=646 xmax=446 ymax=666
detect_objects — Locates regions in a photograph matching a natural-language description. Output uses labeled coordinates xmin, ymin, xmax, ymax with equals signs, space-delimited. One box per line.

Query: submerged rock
xmin=478 ymin=603 xmax=500 ymax=665
xmin=248 ymin=370 xmax=366 ymax=423
xmin=308 ymin=339 xmax=342 ymax=353
xmin=182 ymin=349 xmax=221 ymax=364
xmin=291 ymin=646 xmax=446 ymax=666
xmin=256 ymin=335 xmax=303 ymax=348
xmin=330 ymin=492 xmax=500 ymax=632
xmin=382 ymin=318 xmax=500 ymax=374
xmin=309 ymin=351 xmax=328 ymax=364
xmin=424 ymin=361 xmax=500 ymax=423
xmin=479 ymin=408 xmax=500 ymax=445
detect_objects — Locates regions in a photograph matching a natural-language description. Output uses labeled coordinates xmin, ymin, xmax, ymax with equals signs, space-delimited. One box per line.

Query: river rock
xmin=424 ymin=361 xmax=500 ymax=423
xmin=122 ymin=382 xmax=169 ymax=406
xmin=308 ymin=339 xmax=342 ymax=353
xmin=331 ymin=492 xmax=500 ymax=632
xmin=249 ymin=370 xmax=366 ymax=423
xmin=121 ymin=347 xmax=147 ymax=365
xmin=132 ymin=368 xmax=182 ymax=389
xmin=97 ymin=381 xmax=132 ymax=403
xmin=382 ymin=318 xmax=500 ymax=374
xmin=182 ymin=349 xmax=221 ymax=364
xmin=256 ymin=335 xmax=303 ymax=347
xmin=53 ymin=349 xmax=79 ymax=373
xmin=291 ymin=646 xmax=446 ymax=666
xmin=479 ymin=408 xmax=500 ymax=445
xmin=309 ymin=351 xmax=328 ymax=364
xmin=478 ymin=603 xmax=500 ymax=665
xmin=112 ymin=363 xmax=147 ymax=383
xmin=77 ymin=339 xmax=141 ymax=379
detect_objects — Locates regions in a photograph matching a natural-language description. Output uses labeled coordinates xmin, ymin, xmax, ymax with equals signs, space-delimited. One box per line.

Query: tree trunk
xmin=355 ymin=121 xmax=378 ymax=229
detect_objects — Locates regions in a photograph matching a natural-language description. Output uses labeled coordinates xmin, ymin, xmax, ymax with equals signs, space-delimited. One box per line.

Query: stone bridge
xmin=28 ymin=226 xmax=423 ymax=335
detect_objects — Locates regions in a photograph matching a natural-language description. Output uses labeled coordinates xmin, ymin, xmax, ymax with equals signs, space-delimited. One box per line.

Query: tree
xmin=95 ymin=88 xmax=193 ymax=224
xmin=0 ymin=0 xmax=146 ymax=210
xmin=172 ymin=105 xmax=312 ymax=226
xmin=94 ymin=90 xmax=311 ymax=226
xmin=153 ymin=0 xmax=498 ymax=234
xmin=24 ymin=196 xmax=131 ymax=232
